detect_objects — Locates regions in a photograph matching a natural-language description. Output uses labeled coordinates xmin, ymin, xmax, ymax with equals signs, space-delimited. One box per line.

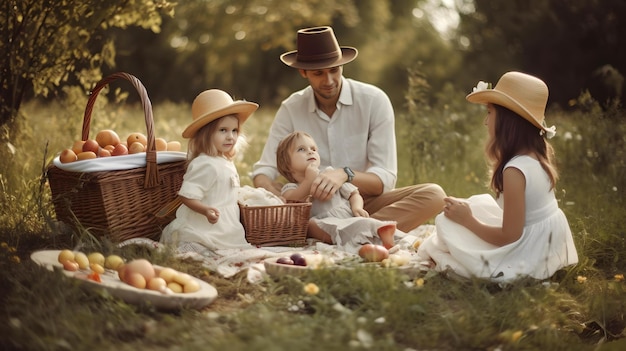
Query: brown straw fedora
xmin=182 ymin=89 xmax=258 ymax=138
xmin=466 ymin=71 xmax=555 ymax=137
xmin=280 ymin=26 xmax=358 ymax=70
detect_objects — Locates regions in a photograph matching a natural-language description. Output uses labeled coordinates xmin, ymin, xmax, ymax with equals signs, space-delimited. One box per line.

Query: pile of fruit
xmin=59 ymin=129 xmax=182 ymax=163
xmin=57 ymin=249 xmax=200 ymax=294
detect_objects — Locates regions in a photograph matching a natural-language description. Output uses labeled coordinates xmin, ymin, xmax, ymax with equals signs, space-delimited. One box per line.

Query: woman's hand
xmin=443 ymin=196 xmax=472 ymax=226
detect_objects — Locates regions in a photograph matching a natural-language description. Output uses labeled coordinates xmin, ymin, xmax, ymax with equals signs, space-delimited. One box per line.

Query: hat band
xmin=297 ymin=51 xmax=341 ymax=62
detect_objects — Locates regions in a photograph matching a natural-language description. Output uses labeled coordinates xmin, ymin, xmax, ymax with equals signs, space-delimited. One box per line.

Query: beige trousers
xmin=363 ymin=183 xmax=446 ymax=232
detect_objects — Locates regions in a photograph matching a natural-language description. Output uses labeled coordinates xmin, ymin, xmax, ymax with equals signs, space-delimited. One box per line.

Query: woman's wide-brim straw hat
xmin=182 ymin=89 xmax=258 ymax=138
xmin=280 ymin=26 xmax=358 ymax=70
xmin=466 ymin=71 xmax=550 ymax=132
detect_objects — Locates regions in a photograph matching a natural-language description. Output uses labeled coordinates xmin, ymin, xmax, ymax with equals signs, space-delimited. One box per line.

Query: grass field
xmin=0 ymin=87 xmax=625 ymax=350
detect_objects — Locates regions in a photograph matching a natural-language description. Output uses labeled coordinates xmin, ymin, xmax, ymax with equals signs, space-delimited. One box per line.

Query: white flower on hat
xmin=472 ymin=81 xmax=491 ymax=92
xmin=540 ymin=125 xmax=557 ymax=139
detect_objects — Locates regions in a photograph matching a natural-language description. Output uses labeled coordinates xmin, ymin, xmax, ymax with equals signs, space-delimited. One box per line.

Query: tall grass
xmin=0 ymin=78 xmax=625 ymax=350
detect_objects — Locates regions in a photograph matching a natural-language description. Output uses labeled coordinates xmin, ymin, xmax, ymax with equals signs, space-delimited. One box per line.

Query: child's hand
xmin=205 ymin=207 xmax=220 ymax=224
xmin=305 ymin=163 xmax=319 ymax=180
xmin=443 ymin=196 xmax=472 ymax=225
xmin=352 ymin=208 xmax=370 ymax=218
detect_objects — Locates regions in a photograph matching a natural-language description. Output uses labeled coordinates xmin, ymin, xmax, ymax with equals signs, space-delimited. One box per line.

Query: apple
xmin=111 ymin=143 xmax=129 ymax=156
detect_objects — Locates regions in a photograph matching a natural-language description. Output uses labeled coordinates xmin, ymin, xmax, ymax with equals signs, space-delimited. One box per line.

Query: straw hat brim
xmin=280 ymin=47 xmax=358 ymax=70
xmin=182 ymin=102 xmax=258 ymax=138
xmin=466 ymin=90 xmax=545 ymax=130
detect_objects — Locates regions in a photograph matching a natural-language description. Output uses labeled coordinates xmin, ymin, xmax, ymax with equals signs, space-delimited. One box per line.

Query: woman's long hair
xmin=486 ymin=105 xmax=558 ymax=196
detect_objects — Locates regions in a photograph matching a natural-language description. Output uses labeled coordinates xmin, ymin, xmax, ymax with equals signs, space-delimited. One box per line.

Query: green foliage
xmin=0 ymin=0 xmax=174 ymax=129
xmin=397 ymin=67 xmax=487 ymax=197
xmin=455 ymin=0 xmax=626 ymax=106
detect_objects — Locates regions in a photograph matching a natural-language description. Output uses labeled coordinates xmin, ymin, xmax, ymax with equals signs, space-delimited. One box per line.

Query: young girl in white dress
xmin=161 ymin=89 xmax=258 ymax=250
xmin=417 ymin=71 xmax=578 ymax=282
xmin=276 ymin=131 xmax=398 ymax=252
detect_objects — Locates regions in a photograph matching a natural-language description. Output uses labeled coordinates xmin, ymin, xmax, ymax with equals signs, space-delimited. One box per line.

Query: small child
xmin=276 ymin=131 xmax=397 ymax=251
xmin=161 ymin=89 xmax=258 ymax=251
xmin=417 ymin=72 xmax=578 ymax=282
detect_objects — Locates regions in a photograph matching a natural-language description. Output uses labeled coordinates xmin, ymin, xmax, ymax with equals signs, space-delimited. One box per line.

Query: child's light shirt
xmin=161 ymin=154 xmax=252 ymax=250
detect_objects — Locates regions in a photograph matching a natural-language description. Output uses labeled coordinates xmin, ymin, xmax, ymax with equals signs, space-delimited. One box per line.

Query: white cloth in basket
xmin=52 ymin=151 xmax=187 ymax=172
xmin=238 ymin=185 xmax=284 ymax=206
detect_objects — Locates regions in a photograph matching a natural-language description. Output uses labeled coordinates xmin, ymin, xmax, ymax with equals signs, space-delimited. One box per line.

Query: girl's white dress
xmin=282 ymin=174 xmax=398 ymax=253
xmin=417 ymin=155 xmax=578 ymax=282
xmin=161 ymin=154 xmax=252 ymax=250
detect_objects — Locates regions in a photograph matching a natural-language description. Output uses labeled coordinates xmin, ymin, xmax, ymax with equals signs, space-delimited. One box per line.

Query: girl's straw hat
xmin=182 ymin=89 xmax=258 ymax=138
xmin=466 ymin=71 xmax=555 ymax=136
xmin=280 ymin=26 xmax=358 ymax=70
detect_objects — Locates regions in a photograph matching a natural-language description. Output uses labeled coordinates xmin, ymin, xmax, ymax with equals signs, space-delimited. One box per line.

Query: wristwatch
xmin=343 ymin=167 xmax=355 ymax=183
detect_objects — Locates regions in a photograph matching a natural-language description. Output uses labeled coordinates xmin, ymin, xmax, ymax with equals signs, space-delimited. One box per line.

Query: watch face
xmin=344 ymin=167 xmax=354 ymax=181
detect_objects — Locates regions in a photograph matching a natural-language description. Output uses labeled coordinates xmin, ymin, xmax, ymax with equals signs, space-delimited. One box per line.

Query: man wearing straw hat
xmin=252 ymin=26 xmax=445 ymax=233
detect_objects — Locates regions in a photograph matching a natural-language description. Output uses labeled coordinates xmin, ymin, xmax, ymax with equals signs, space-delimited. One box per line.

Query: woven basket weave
xmin=47 ymin=72 xmax=186 ymax=242
xmin=239 ymin=202 xmax=311 ymax=247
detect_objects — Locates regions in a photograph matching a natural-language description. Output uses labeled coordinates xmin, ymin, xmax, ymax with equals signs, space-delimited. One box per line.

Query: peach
xmin=82 ymin=139 xmax=100 ymax=154
xmin=127 ymin=133 xmax=147 ymax=147
xmin=104 ymin=144 xmax=116 ymax=152
xmin=155 ymin=138 xmax=168 ymax=151
xmin=77 ymin=151 xmax=97 ymax=160
xmin=111 ymin=143 xmax=129 ymax=156
xmin=59 ymin=149 xmax=78 ymax=163
xmin=95 ymin=129 xmax=121 ymax=148
xmin=167 ymin=141 xmax=182 ymax=151
xmin=71 ymin=140 xmax=86 ymax=154
xmin=128 ymin=141 xmax=145 ymax=154
xmin=97 ymin=148 xmax=111 ymax=157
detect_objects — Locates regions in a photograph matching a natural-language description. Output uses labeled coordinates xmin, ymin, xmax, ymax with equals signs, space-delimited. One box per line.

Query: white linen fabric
xmin=251 ymin=77 xmax=397 ymax=192
xmin=53 ymin=151 xmax=187 ymax=172
xmin=161 ymin=154 xmax=252 ymax=250
xmin=417 ymin=155 xmax=578 ymax=282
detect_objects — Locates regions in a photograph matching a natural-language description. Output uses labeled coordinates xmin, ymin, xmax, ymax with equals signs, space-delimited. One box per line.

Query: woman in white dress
xmin=417 ymin=72 xmax=578 ymax=282
xmin=161 ymin=89 xmax=258 ymax=250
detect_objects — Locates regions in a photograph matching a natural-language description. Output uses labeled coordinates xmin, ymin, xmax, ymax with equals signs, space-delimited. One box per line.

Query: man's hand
xmin=310 ymin=168 xmax=345 ymax=201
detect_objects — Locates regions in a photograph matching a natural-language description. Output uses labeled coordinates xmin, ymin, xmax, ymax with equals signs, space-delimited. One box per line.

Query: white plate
xmin=263 ymin=254 xmax=332 ymax=278
xmin=31 ymin=250 xmax=217 ymax=310
xmin=263 ymin=254 xmax=425 ymax=279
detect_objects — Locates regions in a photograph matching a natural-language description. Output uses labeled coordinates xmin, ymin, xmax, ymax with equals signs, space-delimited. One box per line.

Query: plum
xmin=290 ymin=253 xmax=307 ymax=266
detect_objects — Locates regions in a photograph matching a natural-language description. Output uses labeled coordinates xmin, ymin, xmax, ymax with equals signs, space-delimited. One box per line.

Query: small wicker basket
xmin=47 ymin=72 xmax=186 ymax=242
xmin=239 ymin=202 xmax=311 ymax=247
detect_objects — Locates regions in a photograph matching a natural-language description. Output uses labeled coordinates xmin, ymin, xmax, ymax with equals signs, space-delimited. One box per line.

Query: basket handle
xmin=82 ymin=72 xmax=159 ymax=188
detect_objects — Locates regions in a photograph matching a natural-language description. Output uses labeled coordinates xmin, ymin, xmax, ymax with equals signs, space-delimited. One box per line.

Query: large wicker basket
xmin=239 ymin=202 xmax=311 ymax=247
xmin=47 ymin=72 xmax=186 ymax=242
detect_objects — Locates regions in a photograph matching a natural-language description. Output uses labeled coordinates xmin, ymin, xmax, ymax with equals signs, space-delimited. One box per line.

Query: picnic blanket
xmin=118 ymin=224 xmax=435 ymax=283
